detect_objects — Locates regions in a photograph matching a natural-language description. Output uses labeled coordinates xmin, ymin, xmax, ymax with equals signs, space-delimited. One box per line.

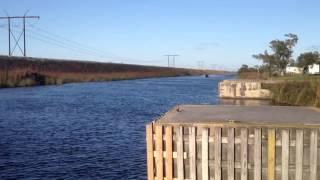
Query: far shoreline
xmin=0 ymin=55 xmax=232 ymax=89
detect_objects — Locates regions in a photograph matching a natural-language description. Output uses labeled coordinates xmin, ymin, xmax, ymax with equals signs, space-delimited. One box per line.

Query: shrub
xmin=263 ymin=80 xmax=320 ymax=107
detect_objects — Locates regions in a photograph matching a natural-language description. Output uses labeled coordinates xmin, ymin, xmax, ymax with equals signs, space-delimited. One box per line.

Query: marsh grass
xmin=0 ymin=56 xmax=223 ymax=88
xmin=262 ymin=80 xmax=320 ymax=107
xmin=238 ymin=71 xmax=269 ymax=80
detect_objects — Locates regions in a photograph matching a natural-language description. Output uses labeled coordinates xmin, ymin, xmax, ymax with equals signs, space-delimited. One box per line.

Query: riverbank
xmin=0 ymin=55 xmax=227 ymax=88
xmin=219 ymin=79 xmax=272 ymax=99
xmin=235 ymin=72 xmax=320 ymax=108
xmin=262 ymin=79 xmax=320 ymax=108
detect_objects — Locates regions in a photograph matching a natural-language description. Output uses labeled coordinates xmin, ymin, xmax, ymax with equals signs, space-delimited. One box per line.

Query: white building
xmin=285 ymin=66 xmax=303 ymax=74
xmin=308 ymin=64 xmax=320 ymax=75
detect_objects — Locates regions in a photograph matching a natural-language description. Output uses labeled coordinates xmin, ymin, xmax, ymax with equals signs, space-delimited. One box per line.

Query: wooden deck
xmin=146 ymin=105 xmax=320 ymax=180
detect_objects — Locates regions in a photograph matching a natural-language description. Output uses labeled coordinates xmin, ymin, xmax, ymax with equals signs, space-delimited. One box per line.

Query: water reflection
xmin=219 ymin=98 xmax=272 ymax=106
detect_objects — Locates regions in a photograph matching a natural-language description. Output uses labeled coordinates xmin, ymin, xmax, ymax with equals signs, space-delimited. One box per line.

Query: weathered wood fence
xmin=146 ymin=123 xmax=320 ymax=180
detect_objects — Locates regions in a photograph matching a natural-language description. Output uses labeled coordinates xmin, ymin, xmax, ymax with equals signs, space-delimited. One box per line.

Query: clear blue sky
xmin=0 ymin=0 xmax=319 ymax=70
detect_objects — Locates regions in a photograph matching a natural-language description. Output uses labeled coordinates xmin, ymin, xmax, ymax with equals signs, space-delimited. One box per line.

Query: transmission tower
xmin=164 ymin=55 xmax=171 ymax=67
xmin=198 ymin=61 xmax=204 ymax=69
xmin=0 ymin=14 xmax=40 ymax=56
xmin=164 ymin=54 xmax=179 ymax=67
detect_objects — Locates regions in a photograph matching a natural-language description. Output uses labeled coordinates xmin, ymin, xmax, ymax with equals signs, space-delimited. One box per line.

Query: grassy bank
xmin=238 ymin=71 xmax=270 ymax=80
xmin=238 ymin=70 xmax=320 ymax=108
xmin=0 ymin=56 xmax=226 ymax=88
xmin=262 ymin=79 xmax=320 ymax=108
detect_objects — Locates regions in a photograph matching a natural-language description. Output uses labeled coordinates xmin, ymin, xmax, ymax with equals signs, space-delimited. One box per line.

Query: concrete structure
xmin=308 ymin=64 xmax=320 ymax=75
xmin=219 ymin=80 xmax=271 ymax=99
xmin=146 ymin=105 xmax=320 ymax=180
xmin=285 ymin=66 xmax=303 ymax=74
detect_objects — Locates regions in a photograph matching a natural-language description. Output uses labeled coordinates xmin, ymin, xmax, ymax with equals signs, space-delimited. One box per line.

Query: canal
xmin=0 ymin=75 xmax=233 ymax=179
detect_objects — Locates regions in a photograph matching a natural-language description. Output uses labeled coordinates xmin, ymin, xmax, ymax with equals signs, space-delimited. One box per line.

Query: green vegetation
xmin=237 ymin=64 xmax=269 ymax=79
xmin=239 ymin=34 xmax=320 ymax=79
xmin=237 ymin=34 xmax=320 ymax=108
xmin=269 ymin=74 xmax=320 ymax=81
xmin=263 ymin=80 xmax=320 ymax=108
xmin=0 ymin=56 xmax=226 ymax=88
xmin=297 ymin=51 xmax=320 ymax=72
xmin=252 ymin=33 xmax=298 ymax=77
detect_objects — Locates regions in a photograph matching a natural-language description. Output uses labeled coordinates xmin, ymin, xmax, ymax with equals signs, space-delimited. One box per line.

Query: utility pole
xmin=8 ymin=18 xmax=11 ymax=56
xmin=164 ymin=54 xmax=179 ymax=67
xmin=164 ymin=55 xmax=171 ymax=67
xmin=171 ymin=55 xmax=179 ymax=67
xmin=23 ymin=17 xmax=26 ymax=56
xmin=0 ymin=15 xmax=40 ymax=57
xmin=198 ymin=61 xmax=204 ymax=70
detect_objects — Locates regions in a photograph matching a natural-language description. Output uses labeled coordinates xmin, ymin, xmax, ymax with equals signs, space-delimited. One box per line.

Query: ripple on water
xmin=0 ymin=75 xmax=233 ymax=179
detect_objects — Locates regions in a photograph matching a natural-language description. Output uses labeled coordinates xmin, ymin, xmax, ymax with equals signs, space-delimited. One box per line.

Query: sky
xmin=0 ymin=0 xmax=320 ymax=70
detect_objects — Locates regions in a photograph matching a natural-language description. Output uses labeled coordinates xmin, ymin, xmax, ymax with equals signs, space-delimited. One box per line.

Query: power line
xmin=25 ymin=24 xmax=164 ymax=64
xmin=1 ymin=26 xmax=167 ymax=65
xmin=0 ymin=26 xmax=104 ymax=58
xmin=26 ymin=24 xmax=113 ymax=58
xmin=26 ymin=28 xmax=104 ymax=57
xmin=0 ymin=13 xmax=118 ymax=60
xmin=0 ymin=14 xmax=171 ymax=66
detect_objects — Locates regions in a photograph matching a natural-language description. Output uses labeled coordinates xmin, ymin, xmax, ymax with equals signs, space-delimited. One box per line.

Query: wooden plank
xmin=156 ymin=121 xmax=320 ymax=129
xmin=281 ymin=129 xmax=289 ymax=180
xmin=215 ymin=128 xmax=222 ymax=180
xmin=310 ymin=129 xmax=318 ymax=180
xmin=295 ymin=129 xmax=303 ymax=180
xmin=188 ymin=161 xmax=310 ymax=170
xmin=177 ymin=126 xmax=184 ymax=180
xmin=184 ymin=135 xmax=298 ymax=146
xmin=254 ymin=128 xmax=261 ymax=180
xmin=268 ymin=128 xmax=275 ymax=180
xmin=154 ymin=151 xmax=187 ymax=159
xmin=189 ymin=127 xmax=197 ymax=180
xmin=240 ymin=128 xmax=248 ymax=180
xmin=228 ymin=128 xmax=235 ymax=180
xmin=202 ymin=128 xmax=209 ymax=180
xmin=165 ymin=126 xmax=173 ymax=180
xmin=146 ymin=124 xmax=155 ymax=180
xmin=156 ymin=125 xmax=163 ymax=180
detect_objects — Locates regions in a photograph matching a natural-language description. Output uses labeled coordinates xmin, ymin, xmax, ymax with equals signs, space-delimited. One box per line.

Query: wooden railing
xmin=146 ymin=122 xmax=319 ymax=180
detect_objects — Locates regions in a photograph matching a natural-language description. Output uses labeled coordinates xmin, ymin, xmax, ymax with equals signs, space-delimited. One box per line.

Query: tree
xmin=297 ymin=51 xmax=319 ymax=72
xmin=253 ymin=33 xmax=298 ymax=76
xmin=269 ymin=34 xmax=298 ymax=74
xmin=238 ymin=64 xmax=248 ymax=73
xmin=252 ymin=50 xmax=275 ymax=77
xmin=288 ymin=58 xmax=296 ymax=66
xmin=240 ymin=64 xmax=248 ymax=70
xmin=238 ymin=64 xmax=257 ymax=73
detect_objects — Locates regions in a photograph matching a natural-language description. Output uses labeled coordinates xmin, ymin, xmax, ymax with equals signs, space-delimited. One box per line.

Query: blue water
xmin=0 ymin=75 xmax=231 ymax=179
